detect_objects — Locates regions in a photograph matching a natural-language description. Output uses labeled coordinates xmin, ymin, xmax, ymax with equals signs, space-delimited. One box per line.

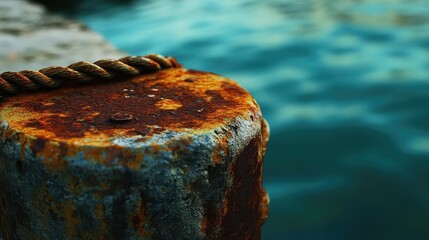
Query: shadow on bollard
xmin=0 ymin=57 xmax=269 ymax=239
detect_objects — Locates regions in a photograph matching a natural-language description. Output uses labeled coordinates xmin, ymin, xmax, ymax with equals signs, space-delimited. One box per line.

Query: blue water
xmin=60 ymin=0 xmax=429 ymax=239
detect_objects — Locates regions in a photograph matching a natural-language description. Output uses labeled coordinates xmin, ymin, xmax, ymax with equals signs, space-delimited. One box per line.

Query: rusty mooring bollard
xmin=0 ymin=65 xmax=269 ymax=239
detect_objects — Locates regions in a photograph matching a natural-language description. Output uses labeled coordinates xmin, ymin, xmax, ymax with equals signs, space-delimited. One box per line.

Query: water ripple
xmin=58 ymin=0 xmax=429 ymax=239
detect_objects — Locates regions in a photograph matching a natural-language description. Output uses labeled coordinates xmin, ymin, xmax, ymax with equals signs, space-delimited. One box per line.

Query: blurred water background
xmin=45 ymin=0 xmax=429 ymax=239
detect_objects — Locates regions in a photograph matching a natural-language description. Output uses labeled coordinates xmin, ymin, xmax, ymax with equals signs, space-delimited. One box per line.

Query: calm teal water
xmin=61 ymin=0 xmax=429 ymax=239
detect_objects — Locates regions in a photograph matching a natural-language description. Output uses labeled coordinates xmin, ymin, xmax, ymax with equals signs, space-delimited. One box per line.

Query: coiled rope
xmin=0 ymin=54 xmax=182 ymax=99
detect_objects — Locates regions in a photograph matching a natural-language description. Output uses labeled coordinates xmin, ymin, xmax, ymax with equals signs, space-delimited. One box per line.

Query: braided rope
xmin=0 ymin=54 xmax=182 ymax=99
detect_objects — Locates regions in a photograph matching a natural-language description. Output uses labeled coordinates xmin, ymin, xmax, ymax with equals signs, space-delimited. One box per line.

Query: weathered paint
xmin=0 ymin=68 xmax=269 ymax=239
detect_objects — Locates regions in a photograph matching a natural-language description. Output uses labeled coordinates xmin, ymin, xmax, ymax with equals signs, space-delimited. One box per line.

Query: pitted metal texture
xmin=0 ymin=66 xmax=269 ymax=240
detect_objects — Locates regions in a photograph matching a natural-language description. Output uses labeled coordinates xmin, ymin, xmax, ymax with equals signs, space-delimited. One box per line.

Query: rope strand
xmin=0 ymin=54 xmax=182 ymax=99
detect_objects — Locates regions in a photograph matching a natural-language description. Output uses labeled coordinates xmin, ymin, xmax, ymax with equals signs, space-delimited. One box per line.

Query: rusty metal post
xmin=0 ymin=68 xmax=269 ymax=239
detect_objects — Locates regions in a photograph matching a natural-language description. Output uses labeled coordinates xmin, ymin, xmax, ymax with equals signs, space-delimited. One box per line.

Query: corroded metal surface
xmin=0 ymin=67 xmax=269 ymax=239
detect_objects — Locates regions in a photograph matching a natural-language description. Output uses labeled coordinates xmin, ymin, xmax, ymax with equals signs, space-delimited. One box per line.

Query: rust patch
xmin=0 ymin=68 xmax=260 ymax=145
xmin=261 ymin=118 xmax=270 ymax=156
xmin=155 ymin=99 xmax=183 ymax=110
xmin=0 ymin=67 xmax=267 ymax=238
xmin=220 ymin=136 xmax=263 ymax=240
xmin=201 ymin=133 xmax=264 ymax=239
xmin=212 ymin=131 xmax=231 ymax=165
xmin=129 ymin=194 xmax=152 ymax=238
xmin=260 ymin=188 xmax=270 ymax=224
xmin=29 ymin=140 xmax=69 ymax=171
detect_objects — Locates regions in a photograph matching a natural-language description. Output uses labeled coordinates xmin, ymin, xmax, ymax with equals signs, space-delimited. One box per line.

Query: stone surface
xmin=0 ymin=0 xmax=124 ymax=72
xmin=0 ymin=68 xmax=268 ymax=239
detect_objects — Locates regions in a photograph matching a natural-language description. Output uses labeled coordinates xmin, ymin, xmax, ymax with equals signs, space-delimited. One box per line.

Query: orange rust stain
xmin=35 ymin=141 xmax=68 ymax=171
xmin=166 ymin=136 xmax=193 ymax=161
xmin=155 ymin=98 xmax=183 ymax=110
xmin=0 ymin=68 xmax=260 ymax=145
xmin=200 ymin=133 xmax=264 ymax=239
xmin=129 ymin=196 xmax=151 ymax=238
xmin=213 ymin=149 xmax=222 ymax=165
xmin=18 ymin=132 xmax=31 ymax=160
xmin=42 ymin=102 xmax=55 ymax=106
xmin=126 ymin=150 xmax=145 ymax=169
xmin=220 ymin=135 xmax=263 ymax=240
xmin=261 ymin=118 xmax=270 ymax=156
xmin=260 ymin=188 xmax=270 ymax=224
xmin=213 ymin=134 xmax=230 ymax=165
xmin=150 ymin=143 xmax=161 ymax=155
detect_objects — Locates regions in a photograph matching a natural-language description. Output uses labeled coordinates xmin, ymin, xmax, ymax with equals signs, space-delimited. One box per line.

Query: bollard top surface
xmin=0 ymin=68 xmax=262 ymax=168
